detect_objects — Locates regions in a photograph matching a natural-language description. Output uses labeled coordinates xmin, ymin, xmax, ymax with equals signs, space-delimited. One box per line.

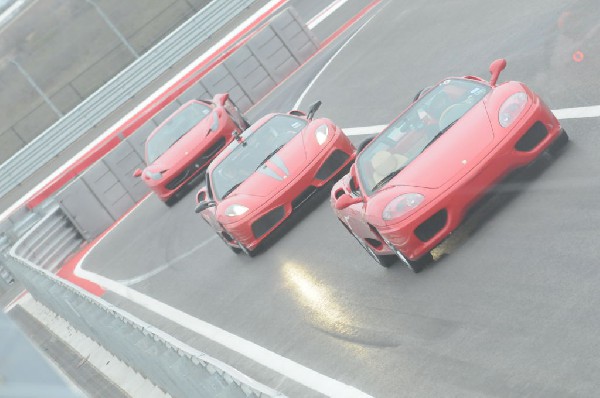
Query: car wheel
xmin=338 ymin=219 xmax=395 ymax=267
xmin=165 ymin=195 xmax=177 ymax=207
xmin=548 ymin=129 xmax=569 ymax=156
xmin=397 ymin=250 xmax=432 ymax=273
xmin=382 ymin=235 xmax=431 ymax=273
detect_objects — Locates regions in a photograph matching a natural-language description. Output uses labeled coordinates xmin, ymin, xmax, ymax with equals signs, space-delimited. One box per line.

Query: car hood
xmin=147 ymin=118 xmax=213 ymax=170
xmin=386 ymin=102 xmax=495 ymax=190
xmin=227 ymin=134 xmax=308 ymax=199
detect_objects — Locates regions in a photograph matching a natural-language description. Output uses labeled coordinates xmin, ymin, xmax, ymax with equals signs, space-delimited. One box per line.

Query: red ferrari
xmin=331 ymin=59 xmax=568 ymax=272
xmin=134 ymin=94 xmax=248 ymax=206
xmin=195 ymin=101 xmax=355 ymax=255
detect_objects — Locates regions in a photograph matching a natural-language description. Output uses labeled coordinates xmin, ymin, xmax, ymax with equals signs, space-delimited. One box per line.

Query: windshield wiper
xmin=256 ymin=144 xmax=284 ymax=170
xmin=421 ymin=119 xmax=458 ymax=153
xmin=372 ymin=167 xmax=405 ymax=192
xmin=222 ymin=181 xmax=243 ymax=199
xmin=167 ymin=134 xmax=188 ymax=150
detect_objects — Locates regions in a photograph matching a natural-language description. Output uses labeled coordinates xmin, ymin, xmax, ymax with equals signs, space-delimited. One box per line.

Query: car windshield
xmin=356 ymin=78 xmax=491 ymax=195
xmin=211 ymin=114 xmax=307 ymax=201
xmin=146 ymin=102 xmax=211 ymax=164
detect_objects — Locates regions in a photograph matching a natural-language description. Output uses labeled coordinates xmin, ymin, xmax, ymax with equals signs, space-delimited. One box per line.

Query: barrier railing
xmin=3 ymin=215 xmax=284 ymax=398
xmin=0 ymin=0 xmax=256 ymax=199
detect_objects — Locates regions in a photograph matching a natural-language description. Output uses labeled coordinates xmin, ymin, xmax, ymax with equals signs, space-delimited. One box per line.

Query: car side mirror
xmin=306 ymin=100 xmax=322 ymax=120
xmin=489 ymin=58 xmax=507 ymax=87
xmin=133 ymin=169 xmax=142 ymax=178
xmin=334 ymin=193 xmax=363 ymax=210
xmin=195 ymin=200 xmax=216 ymax=213
xmin=196 ymin=188 xmax=208 ymax=203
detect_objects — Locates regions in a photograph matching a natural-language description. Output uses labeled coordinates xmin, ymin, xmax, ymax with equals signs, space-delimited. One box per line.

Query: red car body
xmin=134 ymin=93 xmax=247 ymax=205
xmin=331 ymin=59 xmax=568 ymax=272
xmin=195 ymin=104 xmax=355 ymax=254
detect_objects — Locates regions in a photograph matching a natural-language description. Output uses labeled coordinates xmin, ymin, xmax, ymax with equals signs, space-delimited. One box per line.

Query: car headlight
xmin=499 ymin=92 xmax=528 ymax=128
xmin=382 ymin=193 xmax=424 ymax=221
xmin=224 ymin=204 xmax=249 ymax=217
xmin=210 ymin=110 xmax=220 ymax=132
xmin=144 ymin=170 xmax=164 ymax=180
xmin=315 ymin=124 xmax=329 ymax=145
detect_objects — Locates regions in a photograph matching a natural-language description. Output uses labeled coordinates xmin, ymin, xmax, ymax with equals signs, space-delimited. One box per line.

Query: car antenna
xmin=233 ymin=130 xmax=247 ymax=146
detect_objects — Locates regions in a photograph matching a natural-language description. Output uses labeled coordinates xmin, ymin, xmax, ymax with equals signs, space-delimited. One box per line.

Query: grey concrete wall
xmin=0 ymin=0 xmax=213 ymax=164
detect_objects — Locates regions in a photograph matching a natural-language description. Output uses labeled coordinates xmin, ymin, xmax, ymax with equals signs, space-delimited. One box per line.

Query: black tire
xmin=399 ymin=252 xmax=432 ymax=273
xmin=229 ymin=245 xmax=243 ymax=254
xmin=382 ymin=235 xmax=431 ymax=273
xmin=164 ymin=195 xmax=178 ymax=207
xmin=338 ymin=219 xmax=395 ymax=267
xmin=548 ymin=129 xmax=569 ymax=156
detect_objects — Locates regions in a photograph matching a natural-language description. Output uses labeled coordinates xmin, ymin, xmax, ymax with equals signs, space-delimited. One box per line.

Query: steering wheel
xmin=438 ymin=103 xmax=471 ymax=130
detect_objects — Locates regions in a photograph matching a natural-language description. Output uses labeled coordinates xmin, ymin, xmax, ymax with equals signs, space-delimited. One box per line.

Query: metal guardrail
xmin=0 ymin=0 xmax=256 ymax=198
xmin=3 ymin=214 xmax=284 ymax=398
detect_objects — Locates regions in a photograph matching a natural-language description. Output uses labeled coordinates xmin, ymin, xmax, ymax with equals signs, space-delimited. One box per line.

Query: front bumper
xmin=221 ymin=130 xmax=355 ymax=250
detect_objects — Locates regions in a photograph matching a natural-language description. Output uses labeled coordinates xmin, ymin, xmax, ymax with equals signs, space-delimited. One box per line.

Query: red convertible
xmin=134 ymin=94 xmax=247 ymax=206
xmin=331 ymin=59 xmax=568 ymax=272
xmin=195 ymin=102 xmax=355 ymax=255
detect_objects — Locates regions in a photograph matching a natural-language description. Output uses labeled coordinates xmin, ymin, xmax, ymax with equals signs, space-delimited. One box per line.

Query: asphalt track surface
xmin=77 ymin=0 xmax=600 ymax=397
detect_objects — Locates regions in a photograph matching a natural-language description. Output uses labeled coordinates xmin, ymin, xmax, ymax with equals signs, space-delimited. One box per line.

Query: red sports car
xmin=331 ymin=59 xmax=568 ymax=272
xmin=195 ymin=101 xmax=355 ymax=255
xmin=134 ymin=93 xmax=248 ymax=206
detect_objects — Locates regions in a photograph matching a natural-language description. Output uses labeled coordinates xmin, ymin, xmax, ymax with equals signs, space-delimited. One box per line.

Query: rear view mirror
xmin=195 ymin=200 xmax=216 ymax=213
xmin=133 ymin=169 xmax=142 ymax=178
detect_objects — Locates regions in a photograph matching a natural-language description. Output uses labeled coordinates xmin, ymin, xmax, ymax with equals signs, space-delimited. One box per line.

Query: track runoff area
xmin=29 ymin=1 xmax=600 ymax=397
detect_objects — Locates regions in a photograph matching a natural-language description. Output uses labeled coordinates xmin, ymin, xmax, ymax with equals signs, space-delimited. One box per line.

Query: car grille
xmin=165 ymin=137 xmax=226 ymax=190
xmin=251 ymin=206 xmax=285 ymax=239
xmin=414 ymin=209 xmax=448 ymax=242
xmin=315 ymin=150 xmax=349 ymax=180
xmin=515 ymin=121 xmax=548 ymax=152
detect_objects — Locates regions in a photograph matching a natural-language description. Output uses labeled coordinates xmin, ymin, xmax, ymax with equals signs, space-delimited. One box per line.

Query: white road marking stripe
xmin=294 ymin=10 xmax=385 ymax=110
xmin=75 ymin=247 xmax=372 ymax=397
xmin=341 ymin=106 xmax=600 ymax=137
xmin=117 ymin=235 xmax=219 ymax=286
xmin=307 ymin=0 xmax=349 ymax=29
xmin=551 ymin=105 xmax=600 ymax=120
xmin=343 ymin=125 xmax=387 ymax=136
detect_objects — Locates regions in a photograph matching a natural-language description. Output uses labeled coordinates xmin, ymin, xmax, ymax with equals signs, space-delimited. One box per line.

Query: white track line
xmin=552 ymin=105 xmax=600 ymax=120
xmin=307 ymin=0 xmax=349 ymax=29
xmin=117 ymin=235 xmax=218 ymax=286
xmin=76 ymin=267 xmax=372 ymax=397
xmin=294 ymin=11 xmax=383 ymax=110
xmin=68 ymin=2 xmax=377 ymax=396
